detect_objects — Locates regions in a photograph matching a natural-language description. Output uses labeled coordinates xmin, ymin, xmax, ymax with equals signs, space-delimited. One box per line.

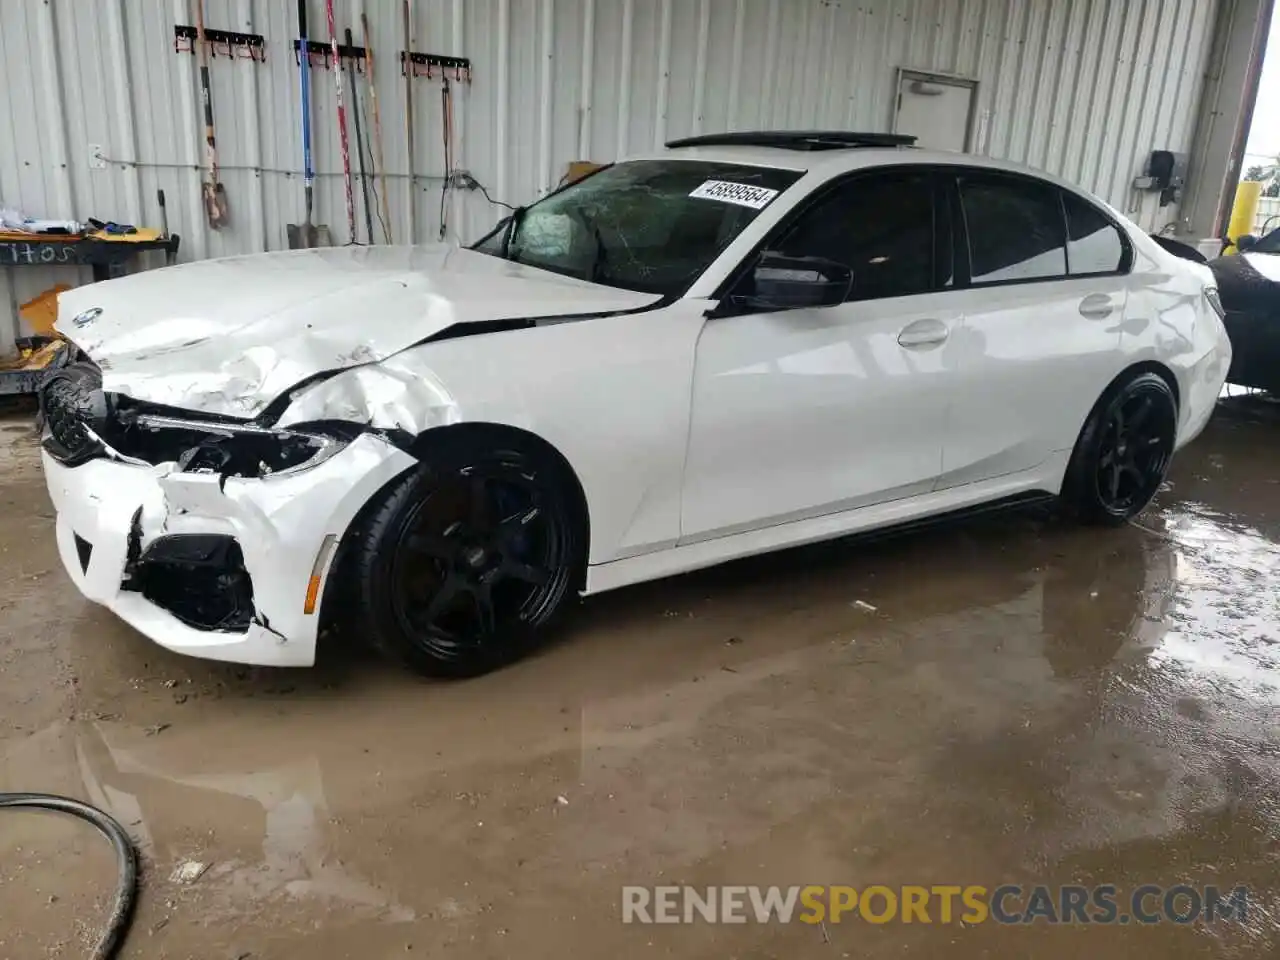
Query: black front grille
xmin=41 ymin=363 xmax=104 ymax=465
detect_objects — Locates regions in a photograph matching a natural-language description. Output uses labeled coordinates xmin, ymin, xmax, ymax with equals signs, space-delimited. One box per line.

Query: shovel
xmin=287 ymin=0 xmax=331 ymax=248
xmin=195 ymin=0 xmax=229 ymax=229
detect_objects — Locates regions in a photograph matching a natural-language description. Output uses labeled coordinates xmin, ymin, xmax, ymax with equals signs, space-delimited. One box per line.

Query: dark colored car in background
xmin=1211 ymin=227 xmax=1280 ymax=392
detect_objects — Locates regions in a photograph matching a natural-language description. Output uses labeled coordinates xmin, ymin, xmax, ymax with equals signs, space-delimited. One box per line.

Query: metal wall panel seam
xmin=578 ymin=0 xmax=595 ymax=157
xmin=760 ymin=0 xmax=780 ymax=131
xmin=654 ymin=0 xmax=672 ymax=148
xmin=105 ymin=0 xmax=143 ymax=227
xmin=1079 ymin=0 xmax=1124 ymax=193
xmin=235 ymin=0 xmax=267 ymax=251
xmin=33 ymin=0 xmax=74 ymax=219
xmin=690 ymin=0 xmax=711 ymax=135
xmin=1129 ymin=0 xmax=1181 ymax=225
xmin=1044 ymin=0 xmax=1088 ymax=175
xmin=615 ymin=0 xmax=632 ymax=158
xmin=538 ymin=0 xmax=554 ymax=195
xmin=1101 ymin=0 xmax=1153 ymax=211
xmin=725 ymin=0 xmax=744 ymax=130
xmin=171 ymin=0 xmax=206 ymax=260
xmin=1027 ymin=0 xmax=1070 ymax=171
xmin=496 ymin=0 xmax=509 ymax=206
xmin=451 ymin=0 xmax=466 ymax=234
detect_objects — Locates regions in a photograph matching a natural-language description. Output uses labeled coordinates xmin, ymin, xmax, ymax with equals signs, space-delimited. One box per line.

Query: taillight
xmin=1203 ymin=286 xmax=1226 ymax=320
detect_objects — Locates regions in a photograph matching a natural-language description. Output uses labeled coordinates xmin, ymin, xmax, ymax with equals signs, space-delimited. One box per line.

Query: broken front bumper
xmin=41 ymin=434 xmax=416 ymax=666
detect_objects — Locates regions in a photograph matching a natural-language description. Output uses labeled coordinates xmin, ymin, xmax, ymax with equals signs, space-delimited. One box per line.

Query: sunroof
xmin=665 ymin=131 xmax=917 ymax=151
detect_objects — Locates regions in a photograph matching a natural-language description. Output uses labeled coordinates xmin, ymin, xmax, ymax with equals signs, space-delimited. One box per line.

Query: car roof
xmin=638 ymin=142 xmax=1103 ymax=199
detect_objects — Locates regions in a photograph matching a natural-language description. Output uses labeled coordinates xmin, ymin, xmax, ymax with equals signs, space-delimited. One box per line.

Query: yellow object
xmin=303 ymin=534 xmax=338 ymax=615
xmin=0 ymin=339 xmax=66 ymax=372
xmin=564 ymin=161 xmax=604 ymax=184
xmin=86 ymin=227 xmax=163 ymax=243
xmin=18 ymin=284 xmax=71 ymax=337
xmin=1224 ymin=180 xmax=1263 ymax=254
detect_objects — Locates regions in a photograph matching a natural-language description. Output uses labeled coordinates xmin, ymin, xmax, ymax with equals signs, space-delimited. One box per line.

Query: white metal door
xmin=936 ymin=173 xmax=1128 ymax=488
xmin=680 ymin=295 xmax=956 ymax=542
xmin=937 ymin=280 xmax=1125 ymax=488
xmin=894 ymin=72 xmax=975 ymax=152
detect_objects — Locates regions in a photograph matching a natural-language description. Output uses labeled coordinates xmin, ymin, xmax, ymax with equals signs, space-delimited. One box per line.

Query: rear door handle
xmin=897 ymin=318 xmax=949 ymax=348
xmin=1078 ymin=293 xmax=1114 ymax=319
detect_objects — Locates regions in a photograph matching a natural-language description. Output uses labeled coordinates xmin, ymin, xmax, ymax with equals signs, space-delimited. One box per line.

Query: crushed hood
xmin=56 ymin=244 xmax=659 ymax=419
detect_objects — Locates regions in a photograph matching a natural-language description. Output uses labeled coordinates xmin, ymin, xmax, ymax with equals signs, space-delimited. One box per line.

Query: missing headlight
xmin=128 ymin=413 xmax=343 ymax=478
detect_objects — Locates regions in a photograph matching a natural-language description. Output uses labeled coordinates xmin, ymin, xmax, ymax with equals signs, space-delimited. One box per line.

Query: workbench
xmin=0 ymin=234 xmax=179 ymax=282
xmin=0 ymin=233 xmax=180 ymax=394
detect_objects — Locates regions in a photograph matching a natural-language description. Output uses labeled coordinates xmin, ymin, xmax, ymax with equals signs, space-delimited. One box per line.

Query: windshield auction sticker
xmin=689 ymin=180 xmax=780 ymax=209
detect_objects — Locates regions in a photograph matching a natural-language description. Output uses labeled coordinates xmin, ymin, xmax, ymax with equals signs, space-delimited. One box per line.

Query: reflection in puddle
xmin=73 ymin=724 xmax=415 ymax=924
xmin=1148 ymin=503 xmax=1280 ymax=700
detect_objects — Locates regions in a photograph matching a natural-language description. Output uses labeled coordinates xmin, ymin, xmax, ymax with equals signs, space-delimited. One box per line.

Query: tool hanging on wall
xmin=402 ymin=0 xmax=416 ymax=245
xmin=324 ymin=0 xmax=355 ymax=244
xmin=156 ymin=190 xmax=178 ymax=264
xmin=362 ymin=12 xmax=393 ymax=244
xmin=439 ymin=77 xmax=454 ymax=240
xmin=194 ymin=0 xmax=229 ymax=228
xmin=345 ymin=28 xmax=375 ymax=244
xmin=287 ymin=0 xmax=331 ymax=248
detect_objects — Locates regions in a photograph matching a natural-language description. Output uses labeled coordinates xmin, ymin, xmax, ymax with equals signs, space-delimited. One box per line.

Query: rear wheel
xmin=351 ymin=439 xmax=583 ymax=677
xmin=1062 ymin=372 xmax=1178 ymax=525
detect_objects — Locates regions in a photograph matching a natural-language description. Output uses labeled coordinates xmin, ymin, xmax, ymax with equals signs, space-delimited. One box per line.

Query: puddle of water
xmin=1145 ymin=504 xmax=1280 ymax=700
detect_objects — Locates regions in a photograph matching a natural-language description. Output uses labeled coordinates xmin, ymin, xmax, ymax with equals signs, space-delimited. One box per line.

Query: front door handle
xmin=897 ymin=318 xmax=949 ymax=348
xmin=1078 ymin=293 xmax=1114 ymax=319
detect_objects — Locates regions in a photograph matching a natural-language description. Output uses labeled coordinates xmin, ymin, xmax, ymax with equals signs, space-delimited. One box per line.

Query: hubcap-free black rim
xmin=1095 ymin=388 xmax=1174 ymax=515
xmin=388 ymin=459 xmax=570 ymax=662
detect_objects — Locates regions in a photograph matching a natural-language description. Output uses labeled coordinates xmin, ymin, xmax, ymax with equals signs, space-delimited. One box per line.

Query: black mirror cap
xmin=741 ymin=253 xmax=853 ymax=311
xmin=1235 ymin=234 xmax=1259 ymax=253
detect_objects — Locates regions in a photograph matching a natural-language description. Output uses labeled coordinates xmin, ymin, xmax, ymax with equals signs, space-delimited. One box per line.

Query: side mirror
xmin=728 ymin=252 xmax=853 ymax=313
xmin=1235 ymin=233 xmax=1259 ymax=253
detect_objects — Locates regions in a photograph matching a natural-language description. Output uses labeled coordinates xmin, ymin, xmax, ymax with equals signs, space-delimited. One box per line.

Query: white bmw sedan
xmin=41 ymin=131 xmax=1230 ymax=676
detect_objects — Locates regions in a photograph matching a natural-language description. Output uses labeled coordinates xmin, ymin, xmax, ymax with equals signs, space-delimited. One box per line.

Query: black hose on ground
xmin=0 ymin=793 xmax=138 ymax=960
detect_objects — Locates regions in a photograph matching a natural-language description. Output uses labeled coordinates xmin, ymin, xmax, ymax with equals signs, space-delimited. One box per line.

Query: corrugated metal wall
xmin=1 ymin=0 xmax=1219 ymax=353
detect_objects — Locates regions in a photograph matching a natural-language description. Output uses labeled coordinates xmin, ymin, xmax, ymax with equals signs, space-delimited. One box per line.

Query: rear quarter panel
xmin=1120 ymin=236 xmax=1229 ymax=447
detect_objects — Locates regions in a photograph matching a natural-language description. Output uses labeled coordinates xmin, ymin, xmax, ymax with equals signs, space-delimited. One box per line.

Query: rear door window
xmin=1063 ymin=192 xmax=1127 ymax=274
xmin=959 ymin=174 xmax=1067 ymax=284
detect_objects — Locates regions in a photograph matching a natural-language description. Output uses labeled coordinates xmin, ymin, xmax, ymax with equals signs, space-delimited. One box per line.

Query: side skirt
xmin=583 ymin=456 xmax=1068 ymax=596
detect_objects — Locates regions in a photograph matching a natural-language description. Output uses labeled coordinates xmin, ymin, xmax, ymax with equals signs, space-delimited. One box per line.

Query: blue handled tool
xmin=287 ymin=0 xmax=330 ymax=247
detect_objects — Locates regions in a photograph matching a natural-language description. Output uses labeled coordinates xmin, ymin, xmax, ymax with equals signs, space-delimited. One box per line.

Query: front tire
xmin=350 ymin=438 xmax=583 ymax=677
xmin=1061 ymin=371 xmax=1178 ymax=525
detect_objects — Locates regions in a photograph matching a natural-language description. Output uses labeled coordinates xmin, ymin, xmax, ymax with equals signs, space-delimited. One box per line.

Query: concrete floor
xmin=1 ymin=397 xmax=1278 ymax=958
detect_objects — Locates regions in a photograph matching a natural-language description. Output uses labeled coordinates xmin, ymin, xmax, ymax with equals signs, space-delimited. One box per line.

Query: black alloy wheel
xmin=353 ymin=442 xmax=581 ymax=677
xmin=1064 ymin=372 xmax=1178 ymax=525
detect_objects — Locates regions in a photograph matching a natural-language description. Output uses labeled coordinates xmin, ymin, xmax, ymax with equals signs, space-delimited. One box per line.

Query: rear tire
xmin=1061 ymin=372 xmax=1178 ymax=526
xmin=350 ymin=437 xmax=583 ymax=678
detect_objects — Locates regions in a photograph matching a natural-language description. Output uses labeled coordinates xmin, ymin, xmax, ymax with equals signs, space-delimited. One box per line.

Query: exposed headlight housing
xmin=129 ymin=413 xmax=346 ymax=477
xmin=41 ymin=362 xmax=351 ymax=477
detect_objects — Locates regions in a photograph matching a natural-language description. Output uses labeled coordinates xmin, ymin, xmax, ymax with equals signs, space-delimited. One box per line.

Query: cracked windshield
xmin=477 ymin=160 xmax=801 ymax=294
xmin=5 ymin=1 xmax=1280 ymax=959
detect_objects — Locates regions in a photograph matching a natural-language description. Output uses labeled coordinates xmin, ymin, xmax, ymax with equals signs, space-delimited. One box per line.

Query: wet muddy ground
xmin=1 ymin=396 xmax=1278 ymax=958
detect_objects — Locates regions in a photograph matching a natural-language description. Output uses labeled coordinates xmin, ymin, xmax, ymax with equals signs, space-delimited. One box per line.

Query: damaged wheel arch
xmin=320 ymin=424 xmax=593 ymax=680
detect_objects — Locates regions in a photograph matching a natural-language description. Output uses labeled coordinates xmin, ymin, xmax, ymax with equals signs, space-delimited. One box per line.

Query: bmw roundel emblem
xmin=72 ymin=307 xmax=103 ymax=328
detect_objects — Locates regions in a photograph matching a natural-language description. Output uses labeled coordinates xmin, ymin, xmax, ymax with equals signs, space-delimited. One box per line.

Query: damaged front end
xmin=40 ymin=360 xmax=416 ymax=654
xmin=42 ymin=361 xmax=355 ymax=481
